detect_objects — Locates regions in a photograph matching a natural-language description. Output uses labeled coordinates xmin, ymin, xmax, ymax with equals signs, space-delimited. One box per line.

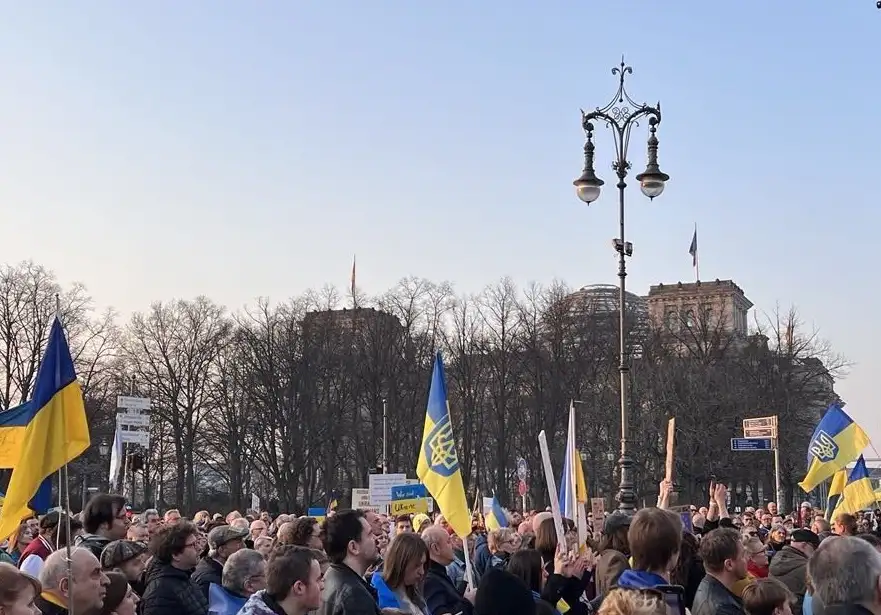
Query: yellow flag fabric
xmin=575 ymin=449 xmax=588 ymax=504
xmin=825 ymin=469 xmax=847 ymax=521
xmin=832 ymin=456 xmax=876 ymax=518
xmin=799 ymin=404 xmax=869 ymax=493
xmin=416 ymin=352 xmax=471 ymax=539
xmin=0 ymin=317 xmax=90 ymax=539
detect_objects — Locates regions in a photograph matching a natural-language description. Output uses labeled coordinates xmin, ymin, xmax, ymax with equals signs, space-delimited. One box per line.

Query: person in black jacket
xmin=76 ymin=493 xmax=129 ymax=561
xmin=192 ymin=525 xmax=249 ymax=599
xmin=422 ymin=527 xmax=476 ymax=615
xmin=140 ymin=521 xmax=208 ymax=615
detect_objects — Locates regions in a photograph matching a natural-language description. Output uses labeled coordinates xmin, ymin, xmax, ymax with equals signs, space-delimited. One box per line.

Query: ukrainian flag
xmin=416 ymin=352 xmax=471 ymax=539
xmin=832 ymin=456 xmax=876 ymax=518
xmin=799 ymin=404 xmax=869 ymax=493
xmin=0 ymin=404 xmax=53 ymax=515
xmin=825 ymin=469 xmax=847 ymax=521
xmin=485 ymin=496 xmax=508 ymax=532
xmin=0 ymin=317 xmax=90 ymax=539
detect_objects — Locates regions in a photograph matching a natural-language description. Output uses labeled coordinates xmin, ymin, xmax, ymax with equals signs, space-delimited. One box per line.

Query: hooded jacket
xmin=769 ymin=545 xmax=810 ymax=615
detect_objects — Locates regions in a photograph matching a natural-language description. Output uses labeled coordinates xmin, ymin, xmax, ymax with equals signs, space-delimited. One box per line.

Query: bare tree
xmin=124 ymin=297 xmax=232 ymax=510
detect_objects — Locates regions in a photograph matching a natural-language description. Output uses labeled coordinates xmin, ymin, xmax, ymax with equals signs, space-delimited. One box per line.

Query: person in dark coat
xmin=692 ymin=528 xmax=745 ymax=615
xmin=769 ymin=529 xmax=819 ymax=615
xmin=318 ymin=509 xmax=382 ymax=615
xmin=140 ymin=521 xmax=208 ymax=615
xmin=192 ymin=525 xmax=249 ymax=599
xmin=422 ymin=527 xmax=475 ymax=615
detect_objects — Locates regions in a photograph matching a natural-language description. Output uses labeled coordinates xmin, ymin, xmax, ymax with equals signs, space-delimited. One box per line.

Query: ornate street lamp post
xmin=574 ymin=59 xmax=669 ymax=514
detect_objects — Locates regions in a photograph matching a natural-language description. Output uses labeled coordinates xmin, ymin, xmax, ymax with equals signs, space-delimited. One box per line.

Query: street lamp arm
xmin=580 ymin=59 xmax=663 ymax=173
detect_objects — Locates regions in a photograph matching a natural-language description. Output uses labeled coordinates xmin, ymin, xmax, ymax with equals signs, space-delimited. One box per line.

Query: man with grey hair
xmin=38 ymin=547 xmax=110 ymax=615
xmin=206 ymin=548 xmax=266 ymax=615
xmin=223 ymin=548 xmax=266 ymax=597
xmin=140 ymin=508 xmax=161 ymax=536
xmin=808 ymin=535 xmax=881 ymax=613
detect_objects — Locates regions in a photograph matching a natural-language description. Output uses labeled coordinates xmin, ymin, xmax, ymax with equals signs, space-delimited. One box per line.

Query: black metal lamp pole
xmin=573 ymin=59 xmax=670 ymax=514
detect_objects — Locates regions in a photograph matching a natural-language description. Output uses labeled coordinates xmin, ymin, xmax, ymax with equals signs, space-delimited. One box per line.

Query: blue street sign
xmin=730 ymin=437 xmax=773 ymax=451
xmin=391 ymin=484 xmax=427 ymax=500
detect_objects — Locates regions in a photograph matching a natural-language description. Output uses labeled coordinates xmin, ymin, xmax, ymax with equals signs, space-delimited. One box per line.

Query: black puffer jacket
xmin=140 ymin=558 xmax=208 ymax=615
xmin=191 ymin=557 xmax=224 ymax=600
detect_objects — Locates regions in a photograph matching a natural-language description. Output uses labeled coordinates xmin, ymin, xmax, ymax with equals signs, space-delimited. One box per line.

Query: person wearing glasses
xmin=140 ymin=522 xmax=208 ymax=615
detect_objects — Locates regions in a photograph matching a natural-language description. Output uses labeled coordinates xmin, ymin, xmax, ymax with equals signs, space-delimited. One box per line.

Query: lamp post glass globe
xmin=575 ymin=181 xmax=602 ymax=204
xmin=639 ymin=176 xmax=666 ymax=199
xmin=98 ymin=441 xmax=109 ymax=456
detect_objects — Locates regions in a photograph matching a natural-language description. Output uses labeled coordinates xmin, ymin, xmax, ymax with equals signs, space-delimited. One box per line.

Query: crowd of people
xmin=1 ymin=482 xmax=881 ymax=615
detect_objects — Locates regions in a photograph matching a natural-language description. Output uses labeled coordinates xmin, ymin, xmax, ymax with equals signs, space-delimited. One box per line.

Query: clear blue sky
xmin=1 ymin=2 xmax=879 ymax=447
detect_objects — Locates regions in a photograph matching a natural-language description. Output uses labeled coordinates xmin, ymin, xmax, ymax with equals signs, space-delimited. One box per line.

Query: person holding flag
xmin=417 ymin=352 xmax=477 ymax=596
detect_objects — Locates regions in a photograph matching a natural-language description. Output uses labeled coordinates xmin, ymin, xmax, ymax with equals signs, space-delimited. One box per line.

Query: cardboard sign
xmin=368 ymin=473 xmax=407 ymax=506
xmin=351 ymin=488 xmax=380 ymax=513
xmin=590 ymin=498 xmax=605 ymax=522
xmin=390 ymin=498 xmax=429 ymax=515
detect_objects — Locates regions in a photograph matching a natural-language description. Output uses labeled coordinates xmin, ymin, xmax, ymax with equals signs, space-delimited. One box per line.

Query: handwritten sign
xmin=390 ymin=498 xmax=429 ymax=515
xmin=391 ymin=484 xmax=427 ymax=500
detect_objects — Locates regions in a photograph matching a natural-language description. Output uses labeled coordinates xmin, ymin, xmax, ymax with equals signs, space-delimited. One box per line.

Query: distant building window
xmin=684 ymin=309 xmax=695 ymax=328
xmin=665 ymin=308 xmax=677 ymax=329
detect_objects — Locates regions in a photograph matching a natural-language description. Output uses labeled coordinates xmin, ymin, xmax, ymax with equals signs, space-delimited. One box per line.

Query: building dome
xmin=564 ymin=284 xmax=648 ymax=320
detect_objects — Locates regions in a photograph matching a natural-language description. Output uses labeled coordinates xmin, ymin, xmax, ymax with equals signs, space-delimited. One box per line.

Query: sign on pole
xmin=743 ymin=416 xmax=778 ymax=438
xmin=731 ymin=437 xmax=774 ymax=451
xmin=116 ymin=396 xmax=151 ymax=411
xmin=517 ymin=480 xmax=527 ymax=497
xmin=119 ymin=430 xmax=150 ymax=446
xmin=516 ymin=457 xmax=528 ymax=481
xmin=116 ymin=413 xmax=150 ymax=428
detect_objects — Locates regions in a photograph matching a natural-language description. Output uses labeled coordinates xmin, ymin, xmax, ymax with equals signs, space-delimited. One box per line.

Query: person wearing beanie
xmin=769 ymin=528 xmax=819 ymax=615
xmin=475 ymin=569 xmax=537 ymax=615
xmin=99 ymin=571 xmax=140 ymax=615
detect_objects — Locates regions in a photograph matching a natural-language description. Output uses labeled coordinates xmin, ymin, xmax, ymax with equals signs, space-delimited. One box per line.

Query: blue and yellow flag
xmin=0 ymin=317 xmax=90 ymax=539
xmin=485 ymin=496 xmax=508 ymax=532
xmin=833 ymin=456 xmax=877 ymax=518
xmin=799 ymin=404 xmax=869 ymax=493
xmin=416 ymin=352 xmax=471 ymax=539
xmin=825 ymin=469 xmax=847 ymax=521
xmin=0 ymin=403 xmax=53 ymax=515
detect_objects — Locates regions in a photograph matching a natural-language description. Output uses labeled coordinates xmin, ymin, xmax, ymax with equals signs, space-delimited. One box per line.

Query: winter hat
xmin=475 ymin=568 xmax=536 ymax=615
xmin=100 ymin=540 xmax=147 ymax=570
xmin=99 ymin=571 xmax=130 ymax=615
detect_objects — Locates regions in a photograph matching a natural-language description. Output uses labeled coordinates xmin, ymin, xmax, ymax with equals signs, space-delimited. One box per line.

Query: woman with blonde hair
xmin=487 ymin=527 xmax=521 ymax=571
xmin=596 ymin=589 xmax=666 ymax=615
xmin=371 ymin=532 xmax=430 ymax=615
xmin=0 ymin=562 xmax=41 ymax=615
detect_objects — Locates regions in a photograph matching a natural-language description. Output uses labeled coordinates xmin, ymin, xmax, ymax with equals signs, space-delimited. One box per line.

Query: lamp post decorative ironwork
xmin=573 ymin=59 xmax=669 ymax=514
